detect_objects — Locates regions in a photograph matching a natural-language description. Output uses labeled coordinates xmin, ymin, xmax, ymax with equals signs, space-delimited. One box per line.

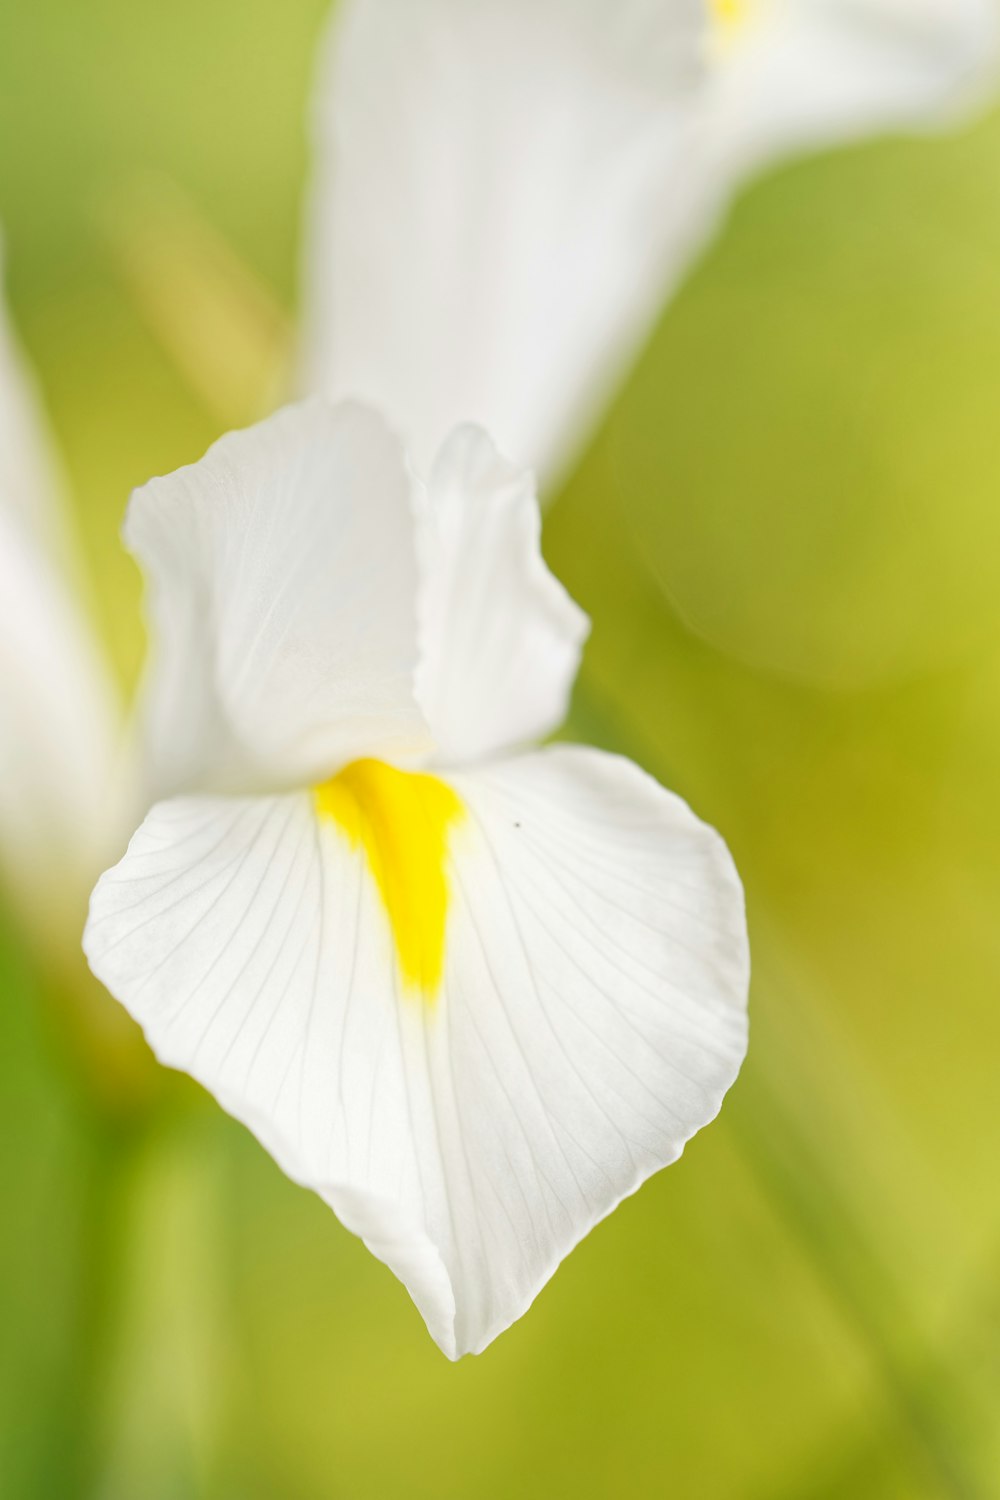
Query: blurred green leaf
xmin=621 ymin=114 xmax=1000 ymax=690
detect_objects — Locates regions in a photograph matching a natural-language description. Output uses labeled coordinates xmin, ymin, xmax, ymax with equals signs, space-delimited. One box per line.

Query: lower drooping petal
xmin=84 ymin=745 xmax=748 ymax=1358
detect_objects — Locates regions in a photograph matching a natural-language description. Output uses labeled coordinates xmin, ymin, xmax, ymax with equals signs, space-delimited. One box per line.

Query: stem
xmin=57 ymin=1117 xmax=146 ymax=1499
xmin=731 ymin=1070 xmax=985 ymax=1500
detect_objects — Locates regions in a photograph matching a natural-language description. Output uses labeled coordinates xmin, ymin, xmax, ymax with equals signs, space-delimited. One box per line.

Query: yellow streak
xmin=710 ymin=0 xmax=748 ymax=36
xmin=314 ymin=759 xmax=463 ymax=1002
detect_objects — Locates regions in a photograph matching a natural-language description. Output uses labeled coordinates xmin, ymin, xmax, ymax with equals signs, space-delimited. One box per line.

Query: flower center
xmin=315 ymin=759 xmax=463 ymax=1000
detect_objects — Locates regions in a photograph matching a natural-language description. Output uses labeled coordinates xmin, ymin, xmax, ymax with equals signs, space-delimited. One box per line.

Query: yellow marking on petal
xmin=314 ymin=759 xmax=463 ymax=1002
xmin=710 ymin=0 xmax=747 ymax=28
xmin=709 ymin=0 xmax=750 ymax=52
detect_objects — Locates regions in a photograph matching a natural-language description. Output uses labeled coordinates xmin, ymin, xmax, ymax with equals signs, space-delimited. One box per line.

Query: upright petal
xmin=711 ymin=0 xmax=999 ymax=176
xmin=415 ymin=426 xmax=589 ymax=765
xmin=301 ymin=0 xmax=996 ymax=494
xmin=300 ymin=0 xmax=711 ymax=486
xmin=85 ymin=746 xmax=748 ymax=1358
xmin=126 ymin=399 xmax=432 ymax=798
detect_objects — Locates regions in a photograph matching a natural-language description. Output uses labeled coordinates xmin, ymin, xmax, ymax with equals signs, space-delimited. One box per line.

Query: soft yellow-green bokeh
xmin=1 ymin=2 xmax=1000 ymax=1496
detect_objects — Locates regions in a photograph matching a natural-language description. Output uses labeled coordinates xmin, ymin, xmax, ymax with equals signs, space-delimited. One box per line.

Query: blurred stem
xmin=569 ymin=676 xmax=991 ymax=1500
xmin=27 ymin=936 xmax=184 ymax=1492
xmin=36 ymin=950 xmax=165 ymax=1127
xmin=101 ymin=174 xmax=292 ymax=429
xmin=731 ymin=1067 xmax=984 ymax=1500
xmin=60 ymin=1115 xmax=147 ymax=1499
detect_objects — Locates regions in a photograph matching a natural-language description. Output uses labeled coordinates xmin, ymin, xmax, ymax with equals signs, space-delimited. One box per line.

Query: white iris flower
xmin=83 ymin=400 xmax=750 ymax=1357
xmin=302 ymin=0 xmax=997 ymax=487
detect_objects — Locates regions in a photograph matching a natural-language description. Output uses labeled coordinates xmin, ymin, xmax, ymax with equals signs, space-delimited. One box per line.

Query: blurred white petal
xmin=300 ymin=0 xmax=710 ymax=485
xmin=0 ymin=245 xmax=124 ymax=941
xmin=301 ymin=0 xmax=996 ymax=492
xmin=416 ymin=426 xmax=589 ymax=764
xmin=126 ymin=398 xmax=432 ymax=798
xmin=85 ymin=746 xmax=748 ymax=1358
xmin=0 ymin=504 xmax=122 ymax=941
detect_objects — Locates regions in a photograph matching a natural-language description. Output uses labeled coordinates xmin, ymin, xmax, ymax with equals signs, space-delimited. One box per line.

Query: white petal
xmin=415 ymin=426 xmax=589 ymax=764
xmin=0 ymin=505 xmax=123 ymax=940
xmin=300 ymin=0 xmax=712 ymax=487
xmin=0 ymin=246 xmax=124 ymax=941
xmin=126 ymin=399 xmax=432 ymax=798
xmin=85 ymin=746 xmax=748 ymax=1358
xmin=714 ymin=0 xmax=999 ymax=176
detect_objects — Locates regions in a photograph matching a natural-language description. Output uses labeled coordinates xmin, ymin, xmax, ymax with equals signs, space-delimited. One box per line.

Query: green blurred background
xmin=2 ymin=2 xmax=1000 ymax=1496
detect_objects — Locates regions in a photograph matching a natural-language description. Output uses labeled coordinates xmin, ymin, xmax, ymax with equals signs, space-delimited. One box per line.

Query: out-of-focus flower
xmin=301 ymin=0 xmax=997 ymax=487
xmin=0 ymin=238 xmax=125 ymax=957
xmin=84 ymin=400 xmax=749 ymax=1357
xmin=705 ymin=0 xmax=997 ymax=172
